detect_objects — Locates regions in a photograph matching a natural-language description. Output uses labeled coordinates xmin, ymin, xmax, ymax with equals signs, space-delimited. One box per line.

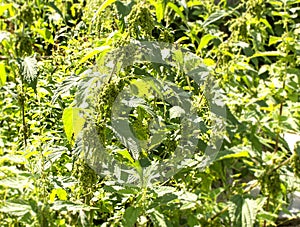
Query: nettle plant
xmin=0 ymin=0 xmax=299 ymax=226
xmin=53 ymin=0 xmax=300 ymax=226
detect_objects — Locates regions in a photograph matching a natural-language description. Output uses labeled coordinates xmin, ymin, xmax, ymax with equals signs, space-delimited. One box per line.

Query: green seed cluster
xmin=246 ymin=0 xmax=264 ymax=18
xmin=159 ymin=29 xmax=174 ymax=43
xmin=96 ymin=80 xmax=125 ymax=121
xmin=260 ymin=169 xmax=281 ymax=198
xmin=96 ymin=79 xmax=125 ymax=144
xmin=127 ymin=4 xmax=155 ymax=39
xmin=17 ymin=35 xmax=32 ymax=56
xmin=73 ymin=158 xmax=98 ymax=188
xmin=19 ymin=4 xmax=34 ymax=25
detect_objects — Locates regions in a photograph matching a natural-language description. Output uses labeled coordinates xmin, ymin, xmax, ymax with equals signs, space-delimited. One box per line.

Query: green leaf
xmin=152 ymin=0 xmax=165 ymax=22
xmin=167 ymin=2 xmax=186 ymax=23
xmin=0 ymin=201 xmax=33 ymax=217
xmin=203 ymin=10 xmax=227 ymax=28
xmin=56 ymin=188 xmax=68 ymax=201
xmin=257 ymin=211 xmax=277 ymax=225
xmin=250 ymin=51 xmax=285 ymax=58
xmin=62 ymin=107 xmax=86 ymax=144
xmin=116 ymin=149 xmax=135 ymax=163
xmin=242 ymin=198 xmax=257 ymax=227
xmin=122 ymin=207 xmax=142 ymax=227
xmin=78 ymin=46 xmax=111 ymax=65
xmin=268 ymin=36 xmax=282 ymax=46
xmin=259 ymin=18 xmax=273 ymax=31
xmin=35 ymin=28 xmax=54 ymax=44
xmin=169 ymin=106 xmax=185 ymax=119
xmin=22 ymin=56 xmax=38 ymax=83
xmin=198 ymin=34 xmax=216 ymax=51
xmin=92 ymin=0 xmax=117 ymax=22
xmin=115 ymin=1 xmax=133 ymax=17
xmin=0 ymin=62 xmax=6 ymax=86
xmin=0 ymin=3 xmax=14 ymax=17
xmin=148 ymin=209 xmax=168 ymax=227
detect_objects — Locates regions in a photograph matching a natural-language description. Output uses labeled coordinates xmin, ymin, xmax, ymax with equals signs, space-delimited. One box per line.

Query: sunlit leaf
xmin=198 ymin=34 xmax=216 ymax=51
xmin=62 ymin=107 xmax=86 ymax=144
xmin=0 ymin=201 xmax=34 ymax=217
xmin=92 ymin=0 xmax=117 ymax=22
xmin=169 ymin=106 xmax=185 ymax=119
xmin=0 ymin=62 xmax=6 ymax=86
xmin=167 ymin=2 xmax=186 ymax=23
xmin=78 ymin=46 xmax=111 ymax=65
xmin=203 ymin=10 xmax=227 ymax=27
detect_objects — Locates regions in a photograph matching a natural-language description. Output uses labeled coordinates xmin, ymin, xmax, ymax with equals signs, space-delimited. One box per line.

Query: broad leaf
xmin=62 ymin=107 xmax=86 ymax=144
xmin=0 ymin=201 xmax=33 ymax=217
xmin=198 ymin=34 xmax=217 ymax=51
xmin=122 ymin=207 xmax=142 ymax=227
xmin=169 ymin=106 xmax=185 ymax=119
xmin=242 ymin=198 xmax=258 ymax=227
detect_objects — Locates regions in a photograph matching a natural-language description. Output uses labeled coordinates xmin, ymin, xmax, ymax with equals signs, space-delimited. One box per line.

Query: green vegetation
xmin=0 ymin=0 xmax=300 ymax=226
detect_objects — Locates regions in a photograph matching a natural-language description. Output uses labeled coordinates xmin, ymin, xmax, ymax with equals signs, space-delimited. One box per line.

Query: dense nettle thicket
xmin=0 ymin=0 xmax=299 ymax=226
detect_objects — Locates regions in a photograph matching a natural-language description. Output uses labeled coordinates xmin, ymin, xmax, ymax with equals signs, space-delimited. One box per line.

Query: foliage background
xmin=0 ymin=0 xmax=300 ymax=226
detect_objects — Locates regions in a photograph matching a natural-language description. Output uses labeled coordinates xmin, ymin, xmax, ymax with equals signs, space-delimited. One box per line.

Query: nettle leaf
xmin=92 ymin=0 xmax=117 ymax=22
xmin=35 ymin=28 xmax=54 ymax=44
xmin=51 ymin=201 xmax=96 ymax=212
xmin=0 ymin=62 xmax=6 ymax=86
xmin=148 ymin=208 xmax=167 ymax=227
xmin=21 ymin=56 xmax=38 ymax=83
xmin=122 ymin=207 xmax=142 ymax=227
xmin=169 ymin=106 xmax=185 ymax=119
xmin=78 ymin=46 xmax=111 ymax=65
xmin=62 ymin=107 xmax=86 ymax=145
xmin=0 ymin=175 xmax=32 ymax=189
xmin=198 ymin=34 xmax=217 ymax=51
xmin=167 ymin=2 xmax=186 ymax=23
xmin=203 ymin=10 xmax=228 ymax=28
xmin=0 ymin=200 xmax=34 ymax=217
xmin=52 ymin=73 xmax=80 ymax=104
xmin=242 ymin=198 xmax=257 ymax=227
xmin=231 ymin=196 xmax=259 ymax=227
